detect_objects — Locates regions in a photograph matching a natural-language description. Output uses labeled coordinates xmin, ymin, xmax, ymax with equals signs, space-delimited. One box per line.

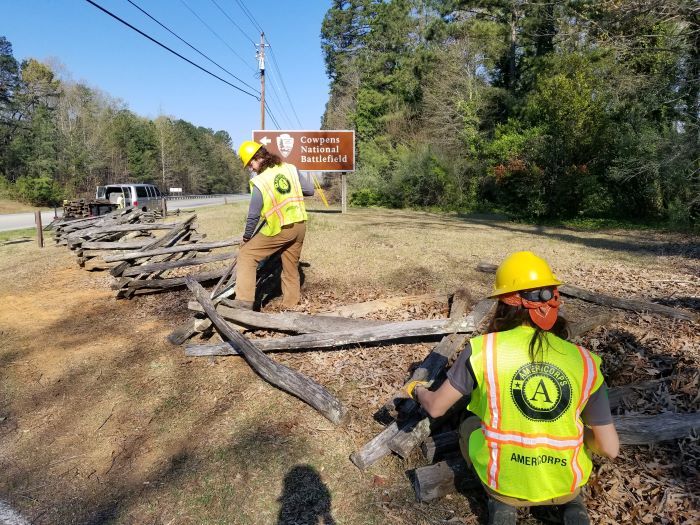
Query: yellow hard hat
xmin=237 ymin=140 xmax=262 ymax=167
xmin=490 ymin=251 xmax=563 ymax=297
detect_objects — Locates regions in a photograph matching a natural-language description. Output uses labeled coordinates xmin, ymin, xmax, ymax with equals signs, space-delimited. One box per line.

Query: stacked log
xmin=53 ymin=210 xmax=241 ymax=298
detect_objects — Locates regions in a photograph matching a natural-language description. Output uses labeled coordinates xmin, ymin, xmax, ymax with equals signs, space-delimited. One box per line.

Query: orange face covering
xmin=500 ymin=288 xmax=561 ymax=330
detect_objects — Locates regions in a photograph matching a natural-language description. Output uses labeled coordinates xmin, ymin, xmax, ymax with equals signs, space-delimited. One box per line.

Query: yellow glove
xmin=404 ymin=379 xmax=433 ymax=400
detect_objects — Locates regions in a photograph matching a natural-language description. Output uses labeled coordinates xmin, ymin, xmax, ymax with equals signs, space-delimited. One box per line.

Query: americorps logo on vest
xmin=274 ymin=173 xmax=292 ymax=194
xmin=510 ymin=362 xmax=572 ymax=421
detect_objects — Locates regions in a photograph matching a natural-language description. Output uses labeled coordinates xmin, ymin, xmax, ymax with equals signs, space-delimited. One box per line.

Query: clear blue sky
xmin=2 ymin=0 xmax=332 ymax=150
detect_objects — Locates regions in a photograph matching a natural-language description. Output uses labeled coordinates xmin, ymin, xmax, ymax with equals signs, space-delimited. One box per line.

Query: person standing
xmin=406 ymin=251 xmax=619 ymax=525
xmin=232 ymin=140 xmax=314 ymax=310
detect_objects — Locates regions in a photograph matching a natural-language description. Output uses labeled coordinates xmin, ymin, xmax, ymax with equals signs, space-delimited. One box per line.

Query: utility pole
xmin=256 ymin=32 xmax=268 ymax=129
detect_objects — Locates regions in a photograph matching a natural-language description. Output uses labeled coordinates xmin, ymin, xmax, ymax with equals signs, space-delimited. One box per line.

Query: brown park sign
xmin=251 ymin=130 xmax=355 ymax=172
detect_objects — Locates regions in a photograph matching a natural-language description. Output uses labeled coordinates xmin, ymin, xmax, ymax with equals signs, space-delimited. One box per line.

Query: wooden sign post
xmin=34 ymin=211 xmax=44 ymax=248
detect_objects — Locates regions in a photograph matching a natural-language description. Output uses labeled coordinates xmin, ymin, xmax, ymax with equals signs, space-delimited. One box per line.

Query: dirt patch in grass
xmin=0 ymin=205 xmax=698 ymax=524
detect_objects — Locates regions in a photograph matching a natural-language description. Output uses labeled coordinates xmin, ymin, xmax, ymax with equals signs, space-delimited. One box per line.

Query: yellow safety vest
xmin=466 ymin=326 xmax=604 ymax=502
xmin=250 ymin=163 xmax=308 ymax=237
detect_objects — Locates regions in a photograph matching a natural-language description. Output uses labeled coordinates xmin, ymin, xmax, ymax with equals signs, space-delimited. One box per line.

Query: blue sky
xmin=2 ymin=0 xmax=332 ymax=149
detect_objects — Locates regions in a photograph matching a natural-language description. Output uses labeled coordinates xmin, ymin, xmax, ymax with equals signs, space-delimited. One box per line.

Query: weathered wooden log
xmin=413 ymin=411 xmax=700 ymax=502
xmin=185 ymin=316 xmax=477 ymax=356
xmin=615 ymin=412 xmax=700 ymax=445
xmin=58 ymin=209 xmax=137 ymax=234
xmin=421 ymin=430 xmax=460 ymax=463
xmin=112 ymin=228 xmax=196 ymax=293
xmin=105 ymin=237 xmax=239 ymax=262
xmin=110 ymin=215 xmax=196 ymax=276
xmin=125 ymin=267 xmax=228 ymax=291
xmin=476 ymin=262 xmax=697 ymax=322
xmin=566 ymin=312 xmax=616 ymax=339
xmin=187 ymin=302 xmax=384 ymax=333
xmin=65 ymin=222 xmax=175 ymax=241
xmin=413 ymin=458 xmax=480 ymax=502
xmin=80 ymin=240 xmax=153 ymax=250
xmin=321 ymin=293 xmax=450 ymax=318
xmin=186 ymin=277 xmax=346 ymax=424
xmin=349 ymin=422 xmax=399 ymax=470
xmin=122 ymin=252 xmax=234 ymax=277
xmin=167 ymin=318 xmax=199 ymax=345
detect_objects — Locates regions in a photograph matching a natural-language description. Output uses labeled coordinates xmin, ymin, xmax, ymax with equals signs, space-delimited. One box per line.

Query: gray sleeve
xmin=581 ymin=383 xmax=613 ymax=426
xmin=297 ymin=169 xmax=315 ymax=197
xmin=446 ymin=341 xmax=476 ymax=396
xmin=244 ymin=187 xmax=263 ymax=239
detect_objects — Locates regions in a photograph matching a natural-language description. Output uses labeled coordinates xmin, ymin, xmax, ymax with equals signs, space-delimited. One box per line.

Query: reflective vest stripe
xmin=482 ymin=426 xmax=583 ymax=449
xmin=570 ymin=345 xmax=597 ymax=491
xmin=482 ymin=423 xmax=580 ymax=441
xmin=264 ymin=195 xmax=305 ymax=219
xmin=484 ymin=332 xmax=501 ymax=489
xmin=258 ymin=179 xmax=284 ymax=222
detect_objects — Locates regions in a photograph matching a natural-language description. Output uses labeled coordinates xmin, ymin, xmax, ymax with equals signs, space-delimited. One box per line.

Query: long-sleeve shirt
xmin=243 ymin=166 xmax=315 ymax=239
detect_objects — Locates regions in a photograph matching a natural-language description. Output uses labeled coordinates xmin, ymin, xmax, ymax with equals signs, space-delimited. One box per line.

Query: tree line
xmin=0 ymin=36 xmax=247 ymax=206
xmin=321 ymin=0 xmax=698 ymax=225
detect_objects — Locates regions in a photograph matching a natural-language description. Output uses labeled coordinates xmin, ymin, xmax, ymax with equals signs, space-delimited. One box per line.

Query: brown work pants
xmin=458 ymin=416 xmax=581 ymax=507
xmin=235 ymin=221 xmax=306 ymax=308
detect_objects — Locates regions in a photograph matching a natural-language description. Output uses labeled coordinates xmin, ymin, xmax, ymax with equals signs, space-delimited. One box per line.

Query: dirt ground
xmin=0 ymin=205 xmax=698 ymax=524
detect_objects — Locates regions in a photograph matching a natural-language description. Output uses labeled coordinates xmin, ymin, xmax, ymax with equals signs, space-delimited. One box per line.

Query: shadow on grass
xmin=277 ymin=464 xmax=336 ymax=525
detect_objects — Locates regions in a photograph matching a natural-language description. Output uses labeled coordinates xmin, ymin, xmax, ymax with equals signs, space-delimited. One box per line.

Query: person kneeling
xmin=407 ymin=251 xmax=619 ymax=525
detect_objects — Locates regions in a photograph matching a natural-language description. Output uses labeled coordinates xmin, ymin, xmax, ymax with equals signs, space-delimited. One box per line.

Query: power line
xmin=264 ymin=101 xmax=281 ymax=129
xmin=264 ymin=66 xmax=295 ymax=128
xmin=84 ymin=0 xmax=260 ymax=99
xmin=233 ymin=0 xmax=263 ymax=34
xmin=231 ymin=0 xmax=302 ymax=130
xmin=126 ymin=0 xmax=259 ymax=94
xmin=209 ymin=0 xmax=257 ymax=47
xmin=268 ymin=46 xmax=303 ymax=128
xmin=179 ymin=0 xmax=256 ymax=73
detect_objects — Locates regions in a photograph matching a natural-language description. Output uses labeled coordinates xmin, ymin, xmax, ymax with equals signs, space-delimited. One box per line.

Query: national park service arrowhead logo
xmin=510 ymin=362 xmax=572 ymax=422
xmin=276 ymin=133 xmax=294 ymax=158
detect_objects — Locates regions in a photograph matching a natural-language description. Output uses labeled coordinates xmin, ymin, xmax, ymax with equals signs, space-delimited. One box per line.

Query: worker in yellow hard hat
xmin=405 ymin=251 xmax=619 ymax=525
xmin=230 ymin=140 xmax=314 ymax=310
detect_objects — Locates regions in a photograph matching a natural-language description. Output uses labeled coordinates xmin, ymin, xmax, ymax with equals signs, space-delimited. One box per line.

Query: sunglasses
xmin=519 ymin=288 xmax=556 ymax=302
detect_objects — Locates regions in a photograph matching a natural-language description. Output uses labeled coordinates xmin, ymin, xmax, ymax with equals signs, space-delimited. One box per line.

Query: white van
xmin=96 ymin=184 xmax=164 ymax=212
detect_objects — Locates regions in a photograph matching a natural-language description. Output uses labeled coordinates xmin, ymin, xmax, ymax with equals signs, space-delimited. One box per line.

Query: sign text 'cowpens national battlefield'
xmin=252 ymin=130 xmax=355 ymax=172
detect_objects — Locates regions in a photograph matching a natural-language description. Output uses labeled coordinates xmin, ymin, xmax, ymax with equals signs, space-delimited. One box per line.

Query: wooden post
xmin=34 ymin=211 xmax=44 ymax=248
xmin=341 ymin=173 xmax=347 ymax=213
xmin=161 ymin=198 xmax=167 ymax=217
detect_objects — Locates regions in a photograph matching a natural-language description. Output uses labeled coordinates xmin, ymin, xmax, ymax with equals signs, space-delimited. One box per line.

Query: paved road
xmin=0 ymin=194 xmax=249 ymax=232
xmin=165 ymin=194 xmax=248 ymax=210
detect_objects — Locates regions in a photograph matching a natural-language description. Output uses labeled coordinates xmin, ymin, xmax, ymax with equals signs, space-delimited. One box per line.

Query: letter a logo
xmin=530 ymin=379 xmax=552 ymax=403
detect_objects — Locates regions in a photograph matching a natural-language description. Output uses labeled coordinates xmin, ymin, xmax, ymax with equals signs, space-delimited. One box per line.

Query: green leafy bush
xmin=15 ymin=176 xmax=63 ymax=206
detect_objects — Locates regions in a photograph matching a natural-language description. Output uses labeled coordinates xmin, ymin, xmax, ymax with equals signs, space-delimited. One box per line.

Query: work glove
xmin=403 ymin=379 xmax=433 ymax=401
